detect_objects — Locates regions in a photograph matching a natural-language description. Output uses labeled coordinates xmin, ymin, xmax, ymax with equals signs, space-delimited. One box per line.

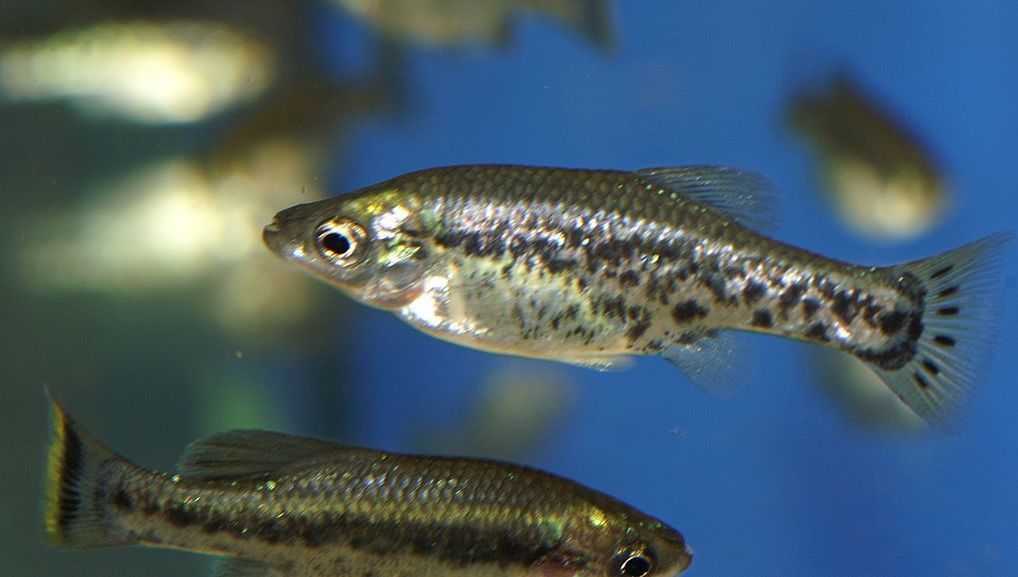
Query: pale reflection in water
xmin=0 ymin=20 xmax=274 ymax=123
xmin=20 ymin=140 xmax=321 ymax=334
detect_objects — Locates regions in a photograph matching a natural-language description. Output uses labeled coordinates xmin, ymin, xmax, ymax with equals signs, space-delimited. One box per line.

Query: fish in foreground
xmin=788 ymin=73 xmax=947 ymax=241
xmin=264 ymin=164 xmax=1011 ymax=428
xmin=44 ymin=392 xmax=692 ymax=577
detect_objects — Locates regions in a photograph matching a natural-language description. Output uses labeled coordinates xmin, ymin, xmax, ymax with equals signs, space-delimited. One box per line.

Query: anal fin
xmin=663 ymin=331 xmax=753 ymax=397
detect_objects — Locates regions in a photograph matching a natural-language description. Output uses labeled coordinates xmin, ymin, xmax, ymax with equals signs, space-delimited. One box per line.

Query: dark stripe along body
xmin=44 ymin=393 xmax=691 ymax=577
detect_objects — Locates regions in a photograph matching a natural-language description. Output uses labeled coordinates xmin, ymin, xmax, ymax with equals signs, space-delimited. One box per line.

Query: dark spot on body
xmin=700 ymin=272 xmax=730 ymax=303
xmin=672 ymin=300 xmax=709 ymax=323
xmin=618 ymin=270 xmax=640 ymax=288
xmin=804 ymin=321 xmax=829 ymax=342
xmin=878 ymin=310 xmax=907 ymax=335
xmin=930 ymin=265 xmax=954 ymax=280
xmin=751 ymin=310 xmax=773 ymax=328
xmin=921 ymin=358 xmax=940 ymax=376
xmin=627 ymin=321 xmax=651 ymax=343
xmin=742 ymin=280 xmax=765 ymax=305
xmin=831 ymin=291 xmax=860 ymax=324
xmin=545 ymin=258 xmax=578 ymax=275
xmin=802 ymin=298 xmax=821 ymax=319
xmin=779 ymin=283 xmax=805 ymax=311
xmin=165 ymin=505 xmax=198 ymax=527
xmin=938 ymin=306 xmax=959 ymax=316
xmin=111 ymin=486 xmax=133 ymax=511
xmin=645 ymin=339 xmax=666 ymax=352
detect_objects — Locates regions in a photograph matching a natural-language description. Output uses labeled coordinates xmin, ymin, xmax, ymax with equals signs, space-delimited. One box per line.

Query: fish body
xmin=788 ymin=74 xmax=947 ymax=240
xmin=264 ymin=164 xmax=1010 ymax=427
xmin=44 ymin=392 xmax=691 ymax=577
xmin=332 ymin=0 xmax=612 ymax=49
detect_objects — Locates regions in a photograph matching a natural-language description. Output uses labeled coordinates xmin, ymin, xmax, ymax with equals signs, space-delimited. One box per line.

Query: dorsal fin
xmin=635 ymin=166 xmax=781 ymax=232
xmin=176 ymin=430 xmax=343 ymax=481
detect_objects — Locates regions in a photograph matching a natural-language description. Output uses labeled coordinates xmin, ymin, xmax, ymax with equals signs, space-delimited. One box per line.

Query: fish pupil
xmin=322 ymin=232 xmax=352 ymax=257
xmin=620 ymin=554 xmax=652 ymax=577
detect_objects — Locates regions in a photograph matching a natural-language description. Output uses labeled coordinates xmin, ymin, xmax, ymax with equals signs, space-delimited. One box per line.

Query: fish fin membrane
xmin=559 ymin=354 xmax=633 ymax=371
xmin=635 ymin=166 xmax=781 ymax=232
xmin=213 ymin=558 xmax=273 ymax=577
xmin=44 ymin=388 xmax=137 ymax=548
xmin=871 ymin=232 xmax=1013 ymax=430
xmin=177 ymin=430 xmax=357 ymax=481
xmin=663 ymin=330 xmax=752 ymax=397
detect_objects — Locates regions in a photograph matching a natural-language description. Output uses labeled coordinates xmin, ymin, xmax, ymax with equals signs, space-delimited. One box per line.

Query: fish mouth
xmin=262 ymin=217 xmax=288 ymax=258
xmin=676 ymin=549 xmax=693 ymax=574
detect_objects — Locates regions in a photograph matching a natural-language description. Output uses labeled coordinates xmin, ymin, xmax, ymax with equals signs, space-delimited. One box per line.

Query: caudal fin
xmin=44 ymin=389 xmax=138 ymax=548
xmin=871 ymin=232 xmax=1013 ymax=430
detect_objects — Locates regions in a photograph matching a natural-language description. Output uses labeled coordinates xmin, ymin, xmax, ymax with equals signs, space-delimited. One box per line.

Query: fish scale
xmin=264 ymin=164 xmax=1010 ymax=428
xmin=44 ymin=393 xmax=692 ymax=577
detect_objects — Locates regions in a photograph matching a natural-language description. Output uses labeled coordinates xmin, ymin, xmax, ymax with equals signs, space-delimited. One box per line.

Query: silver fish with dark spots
xmin=263 ymin=164 xmax=1011 ymax=427
xmin=43 ymin=391 xmax=692 ymax=577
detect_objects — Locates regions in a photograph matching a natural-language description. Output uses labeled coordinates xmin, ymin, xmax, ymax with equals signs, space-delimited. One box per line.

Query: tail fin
xmin=537 ymin=0 xmax=613 ymax=50
xmin=871 ymin=232 xmax=1013 ymax=430
xmin=574 ymin=0 xmax=614 ymax=50
xmin=44 ymin=389 xmax=138 ymax=548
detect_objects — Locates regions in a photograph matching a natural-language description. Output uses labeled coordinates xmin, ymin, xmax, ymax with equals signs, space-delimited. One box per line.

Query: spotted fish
xmin=43 ymin=391 xmax=692 ymax=577
xmin=263 ymin=164 xmax=1011 ymax=427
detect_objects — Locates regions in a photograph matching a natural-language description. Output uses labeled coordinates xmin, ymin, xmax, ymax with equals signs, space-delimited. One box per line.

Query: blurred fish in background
xmin=0 ymin=20 xmax=275 ymax=124
xmin=328 ymin=0 xmax=613 ymax=49
xmin=786 ymin=72 xmax=954 ymax=431
xmin=811 ymin=348 xmax=924 ymax=432
xmin=1 ymin=2 xmax=405 ymax=575
xmin=417 ymin=363 xmax=575 ymax=461
xmin=787 ymin=72 xmax=948 ymax=242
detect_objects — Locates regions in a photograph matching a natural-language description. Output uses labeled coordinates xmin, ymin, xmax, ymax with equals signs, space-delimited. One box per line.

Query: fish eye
xmin=315 ymin=218 xmax=367 ymax=265
xmin=614 ymin=548 xmax=654 ymax=577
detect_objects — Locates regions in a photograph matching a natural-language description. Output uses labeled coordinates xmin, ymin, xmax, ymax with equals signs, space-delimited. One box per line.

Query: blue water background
xmin=4 ymin=2 xmax=1016 ymax=577
xmin=318 ymin=2 xmax=1018 ymax=576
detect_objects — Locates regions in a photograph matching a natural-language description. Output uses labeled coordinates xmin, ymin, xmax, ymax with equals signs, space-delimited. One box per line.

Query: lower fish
xmin=44 ymin=391 xmax=692 ymax=577
xmin=263 ymin=165 xmax=1011 ymax=428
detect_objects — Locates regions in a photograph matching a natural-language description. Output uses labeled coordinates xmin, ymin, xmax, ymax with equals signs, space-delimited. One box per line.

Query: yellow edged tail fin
xmin=44 ymin=389 xmax=138 ymax=548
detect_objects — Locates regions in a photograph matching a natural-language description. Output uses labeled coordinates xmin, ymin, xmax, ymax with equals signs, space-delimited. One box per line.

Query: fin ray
xmin=44 ymin=389 xmax=138 ymax=548
xmin=871 ymin=232 xmax=1012 ymax=429
xmin=176 ymin=430 xmax=347 ymax=481
xmin=663 ymin=331 xmax=752 ymax=397
xmin=635 ymin=166 xmax=781 ymax=232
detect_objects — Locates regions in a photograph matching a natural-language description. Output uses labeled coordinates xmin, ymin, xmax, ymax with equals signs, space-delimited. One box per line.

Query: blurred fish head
xmin=563 ymin=515 xmax=692 ymax=577
xmin=263 ymin=188 xmax=433 ymax=309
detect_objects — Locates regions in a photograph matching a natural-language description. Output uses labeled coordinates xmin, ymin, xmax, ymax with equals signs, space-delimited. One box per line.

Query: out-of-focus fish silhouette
xmin=787 ymin=73 xmax=947 ymax=241
xmin=329 ymin=0 xmax=613 ymax=49
xmin=417 ymin=365 xmax=574 ymax=461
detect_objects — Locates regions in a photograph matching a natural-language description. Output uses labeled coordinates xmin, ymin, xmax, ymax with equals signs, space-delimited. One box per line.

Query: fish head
xmin=599 ymin=520 xmax=692 ymax=577
xmin=552 ymin=514 xmax=691 ymax=577
xmin=263 ymin=187 xmax=434 ymax=309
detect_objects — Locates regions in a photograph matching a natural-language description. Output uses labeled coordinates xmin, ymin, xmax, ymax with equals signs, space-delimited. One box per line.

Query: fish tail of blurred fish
xmin=44 ymin=390 xmax=136 ymax=549
xmin=870 ymin=232 xmax=1012 ymax=428
xmin=536 ymin=0 xmax=613 ymax=49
